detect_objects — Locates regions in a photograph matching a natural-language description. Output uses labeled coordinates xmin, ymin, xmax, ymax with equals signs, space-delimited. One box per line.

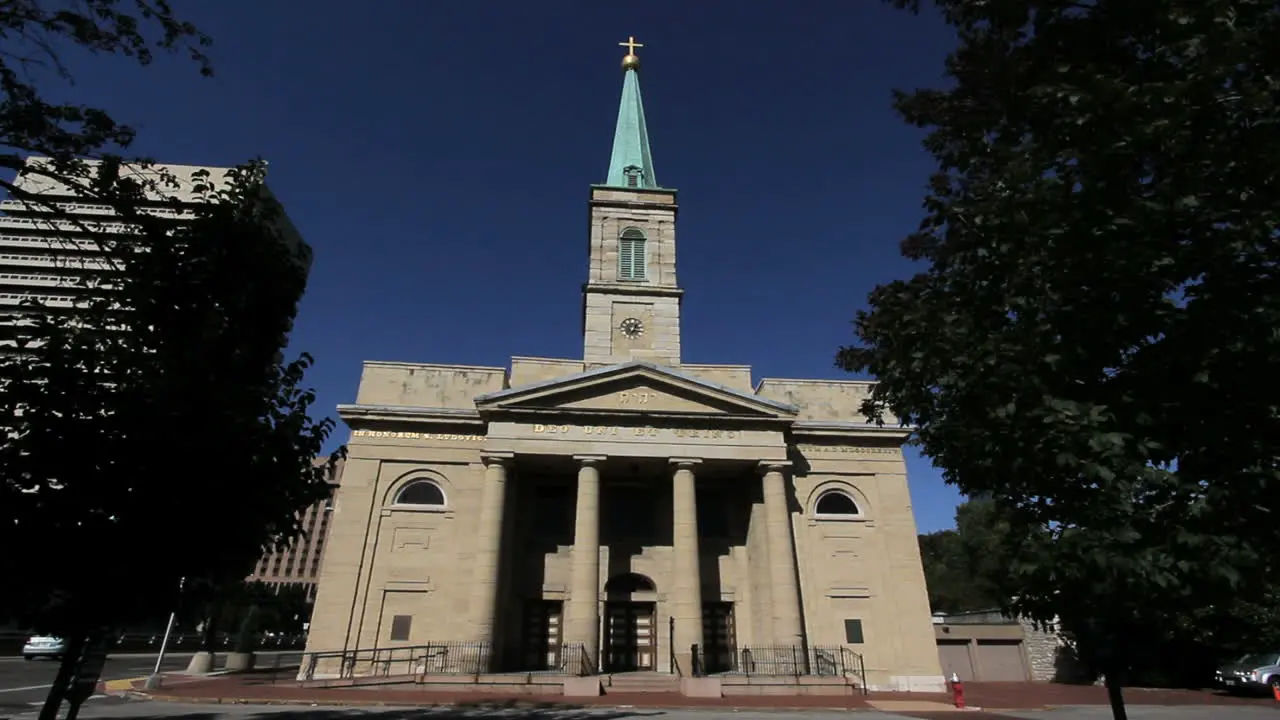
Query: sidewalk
xmin=121 ymin=674 xmax=875 ymax=711
xmin=110 ymin=673 xmax=1276 ymax=713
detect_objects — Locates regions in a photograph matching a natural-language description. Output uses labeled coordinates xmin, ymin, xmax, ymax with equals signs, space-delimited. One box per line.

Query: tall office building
xmin=248 ymin=457 xmax=346 ymax=602
xmin=0 ymin=156 xmax=308 ymax=342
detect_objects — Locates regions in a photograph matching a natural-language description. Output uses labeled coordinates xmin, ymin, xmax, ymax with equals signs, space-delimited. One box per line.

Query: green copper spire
xmin=605 ymin=36 xmax=658 ymax=190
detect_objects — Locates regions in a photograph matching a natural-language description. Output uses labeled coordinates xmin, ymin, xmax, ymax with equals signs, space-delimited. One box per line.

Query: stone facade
xmin=302 ymin=52 xmax=944 ymax=694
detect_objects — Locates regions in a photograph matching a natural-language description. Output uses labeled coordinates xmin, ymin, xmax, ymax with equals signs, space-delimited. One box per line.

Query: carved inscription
xmin=353 ymin=430 xmax=483 ymax=441
xmin=796 ymin=444 xmax=897 ymax=455
xmin=617 ymin=391 xmax=655 ymax=405
xmin=532 ymin=424 xmax=741 ymax=440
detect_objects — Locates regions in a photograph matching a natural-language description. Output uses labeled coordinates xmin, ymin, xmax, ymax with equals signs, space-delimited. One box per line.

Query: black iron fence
xmin=300 ymin=641 xmax=493 ymax=682
xmin=691 ymin=643 xmax=867 ymax=693
xmin=416 ymin=641 xmax=491 ymax=675
xmin=518 ymin=642 xmax=596 ymax=676
xmin=565 ymin=642 xmax=597 ymax=676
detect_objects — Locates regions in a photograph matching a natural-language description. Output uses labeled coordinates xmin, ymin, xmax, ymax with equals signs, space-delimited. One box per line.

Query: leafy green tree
xmin=1 ymin=7 xmax=217 ymax=719
xmin=919 ymin=499 xmax=1020 ymax=614
xmin=0 ymin=161 xmax=344 ymax=720
xmin=918 ymin=528 xmax=971 ymax=613
xmin=923 ymin=504 xmax=1280 ymax=688
xmin=844 ymin=2 xmax=1280 ymax=717
xmin=1 ymin=0 xmax=211 ymax=196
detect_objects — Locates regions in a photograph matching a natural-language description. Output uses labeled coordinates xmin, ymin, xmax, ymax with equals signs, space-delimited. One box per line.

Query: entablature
xmin=789 ymin=420 xmax=912 ymax=442
xmin=338 ymin=403 xmax=485 ymax=429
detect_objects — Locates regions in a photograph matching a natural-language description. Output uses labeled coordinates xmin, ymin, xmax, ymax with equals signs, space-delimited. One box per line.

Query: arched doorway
xmin=603 ymin=573 xmax=658 ymax=672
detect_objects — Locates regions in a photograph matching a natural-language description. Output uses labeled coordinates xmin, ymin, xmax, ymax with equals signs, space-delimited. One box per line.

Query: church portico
xmin=492 ymin=446 xmax=804 ymax=675
xmin=302 ymin=38 xmax=945 ymax=695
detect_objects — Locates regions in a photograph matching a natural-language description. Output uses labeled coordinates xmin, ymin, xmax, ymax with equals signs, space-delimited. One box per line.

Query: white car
xmin=21 ymin=636 xmax=66 ymax=660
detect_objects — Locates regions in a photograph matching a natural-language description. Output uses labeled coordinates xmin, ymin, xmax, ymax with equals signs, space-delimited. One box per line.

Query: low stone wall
xmin=1017 ymin=617 xmax=1092 ymax=683
xmin=1020 ymin=618 xmax=1061 ymax=682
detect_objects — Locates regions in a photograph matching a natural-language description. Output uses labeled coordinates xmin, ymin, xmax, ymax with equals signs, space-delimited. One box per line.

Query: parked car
xmin=1216 ymin=652 xmax=1280 ymax=693
xmin=21 ymin=636 xmax=66 ymax=661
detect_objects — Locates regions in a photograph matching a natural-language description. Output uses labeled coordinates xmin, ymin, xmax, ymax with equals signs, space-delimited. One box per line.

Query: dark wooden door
xmin=605 ymin=602 xmax=656 ymax=671
xmin=521 ymin=600 xmax=563 ymax=671
xmin=701 ymin=602 xmax=736 ymax=673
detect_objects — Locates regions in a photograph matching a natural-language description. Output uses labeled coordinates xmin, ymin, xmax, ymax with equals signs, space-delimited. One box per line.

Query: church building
xmin=303 ymin=40 xmax=945 ymax=695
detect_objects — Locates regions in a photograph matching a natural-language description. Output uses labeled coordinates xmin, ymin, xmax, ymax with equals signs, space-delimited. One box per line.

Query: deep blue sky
xmin=41 ymin=1 xmax=964 ymax=532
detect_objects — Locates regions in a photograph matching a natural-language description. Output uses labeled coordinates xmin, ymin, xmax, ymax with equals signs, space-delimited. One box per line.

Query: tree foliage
xmin=918 ymin=498 xmax=1017 ymax=614
xmin=1 ymin=0 xmax=211 ymax=180
xmin=0 ymin=5 xmax=341 ymax=718
xmin=920 ymin=500 xmax=1280 ymax=687
xmin=0 ymin=161 xmax=341 ymax=630
xmin=0 ymin=160 xmax=343 ymax=720
xmin=844 ymin=1 xmax=1280 ymax=716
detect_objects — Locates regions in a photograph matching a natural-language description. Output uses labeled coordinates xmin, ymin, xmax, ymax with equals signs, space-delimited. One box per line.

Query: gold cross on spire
xmin=619 ymin=35 xmax=644 ymax=71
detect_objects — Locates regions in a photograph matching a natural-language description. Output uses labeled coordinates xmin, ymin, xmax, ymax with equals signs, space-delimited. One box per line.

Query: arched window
xmin=618 ymin=228 xmax=647 ymax=281
xmin=815 ymin=490 xmax=860 ymax=517
xmin=394 ymin=480 xmax=445 ymax=507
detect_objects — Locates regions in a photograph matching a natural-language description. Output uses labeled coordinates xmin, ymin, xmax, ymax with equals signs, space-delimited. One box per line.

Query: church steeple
xmin=605 ymin=36 xmax=658 ymax=190
xmin=583 ymin=38 xmax=682 ymax=368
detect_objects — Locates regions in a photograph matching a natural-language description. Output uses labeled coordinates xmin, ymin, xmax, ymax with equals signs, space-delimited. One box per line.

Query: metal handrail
xmin=848 ymin=647 xmax=868 ymax=695
xmin=668 ymin=617 xmax=681 ymax=676
xmin=299 ymin=641 xmax=491 ymax=682
xmin=692 ymin=643 xmax=868 ymax=692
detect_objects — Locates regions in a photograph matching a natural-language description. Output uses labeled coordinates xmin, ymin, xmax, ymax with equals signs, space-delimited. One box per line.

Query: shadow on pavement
xmin=108 ymin=715 xmax=222 ymax=720
xmin=244 ymin=702 xmax=666 ymax=720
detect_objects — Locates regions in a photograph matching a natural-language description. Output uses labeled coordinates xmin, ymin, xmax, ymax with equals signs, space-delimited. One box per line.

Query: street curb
xmin=125 ymin=692 xmax=876 ymax=712
xmin=102 ymin=677 xmax=149 ymax=692
xmin=2 ymin=651 xmax=302 ymax=660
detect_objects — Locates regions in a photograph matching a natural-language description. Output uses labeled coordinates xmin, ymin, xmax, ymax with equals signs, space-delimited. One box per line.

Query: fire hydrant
xmin=950 ymin=672 xmax=966 ymax=709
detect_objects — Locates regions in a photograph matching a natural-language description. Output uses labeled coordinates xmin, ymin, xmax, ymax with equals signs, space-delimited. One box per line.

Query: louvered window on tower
xmin=618 ymin=228 xmax=647 ymax=281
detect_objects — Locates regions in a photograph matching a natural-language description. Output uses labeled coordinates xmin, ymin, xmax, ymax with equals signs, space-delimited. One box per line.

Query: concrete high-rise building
xmin=0 ymin=156 xmax=307 ymax=343
xmin=248 ymin=457 xmax=346 ymax=602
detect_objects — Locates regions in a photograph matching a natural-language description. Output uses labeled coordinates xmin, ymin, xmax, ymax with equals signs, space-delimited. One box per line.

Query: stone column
xmin=565 ymin=455 xmax=604 ymax=669
xmin=471 ymin=453 xmax=512 ymax=666
xmin=670 ymin=458 xmax=704 ymax=675
xmin=762 ymin=461 xmax=805 ymax=648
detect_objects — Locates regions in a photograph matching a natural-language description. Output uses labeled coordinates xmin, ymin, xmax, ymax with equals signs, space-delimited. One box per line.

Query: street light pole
xmin=147 ymin=577 xmax=185 ymax=686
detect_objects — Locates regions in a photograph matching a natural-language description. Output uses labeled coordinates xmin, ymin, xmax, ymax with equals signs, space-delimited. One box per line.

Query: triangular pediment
xmin=475 ymin=361 xmax=798 ymax=420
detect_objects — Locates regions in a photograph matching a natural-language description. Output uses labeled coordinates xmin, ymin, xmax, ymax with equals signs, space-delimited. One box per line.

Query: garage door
xmin=937 ymin=640 xmax=975 ymax=681
xmin=976 ymin=640 xmax=1028 ymax=681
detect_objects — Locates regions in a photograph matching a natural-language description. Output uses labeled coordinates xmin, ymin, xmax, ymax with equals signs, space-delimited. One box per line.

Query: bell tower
xmin=582 ymin=37 xmax=683 ymax=367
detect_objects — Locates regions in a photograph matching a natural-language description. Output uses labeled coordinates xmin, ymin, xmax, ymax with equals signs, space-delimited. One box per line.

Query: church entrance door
xmin=701 ymin=602 xmax=737 ymax=673
xmin=521 ymin=600 xmax=564 ymax=671
xmin=604 ymin=601 xmax=656 ymax=671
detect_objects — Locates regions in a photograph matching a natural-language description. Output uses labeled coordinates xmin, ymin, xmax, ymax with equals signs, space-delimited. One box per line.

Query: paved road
xmin=1002 ymin=709 xmax=1280 ymax=719
xmin=0 ymin=652 xmax=300 ymax=715
xmin=1 ymin=701 xmax=1274 ymax=720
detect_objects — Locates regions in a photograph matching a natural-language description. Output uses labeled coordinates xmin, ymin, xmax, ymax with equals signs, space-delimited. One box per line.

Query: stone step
xmin=605 ymin=672 xmax=680 ymax=693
